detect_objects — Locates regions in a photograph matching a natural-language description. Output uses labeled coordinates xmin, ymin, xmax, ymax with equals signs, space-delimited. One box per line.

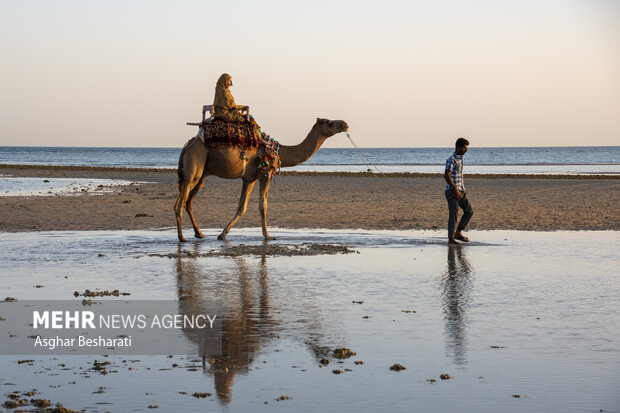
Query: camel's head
xmin=315 ymin=118 xmax=349 ymax=137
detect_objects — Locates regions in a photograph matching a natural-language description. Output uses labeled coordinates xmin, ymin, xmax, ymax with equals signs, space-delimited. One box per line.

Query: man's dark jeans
xmin=445 ymin=188 xmax=473 ymax=239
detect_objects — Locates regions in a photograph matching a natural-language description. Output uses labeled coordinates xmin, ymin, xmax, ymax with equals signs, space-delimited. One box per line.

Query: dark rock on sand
xmin=31 ymin=398 xmax=52 ymax=408
xmin=333 ymin=348 xmax=356 ymax=359
xmin=53 ymin=402 xmax=78 ymax=412
xmin=92 ymin=360 xmax=110 ymax=374
xmin=75 ymin=289 xmax=130 ymax=297
xmin=4 ymin=399 xmax=27 ymax=408
xmin=390 ymin=364 xmax=406 ymax=372
xmin=150 ymin=243 xmax=356 ymax=258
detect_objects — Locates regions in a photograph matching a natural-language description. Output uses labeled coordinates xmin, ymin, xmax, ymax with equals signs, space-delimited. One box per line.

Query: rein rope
xmin=346 ymin=133 xmax=387 ymax=176
xmin=345 ymin=132 xmax=420 ymax=202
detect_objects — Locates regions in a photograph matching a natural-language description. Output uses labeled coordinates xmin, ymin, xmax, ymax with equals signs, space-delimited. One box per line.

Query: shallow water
xmin=1 ymin=229 xmax=619 ymax=412
xmin=0 ymin=176 xmax=142 ymax=196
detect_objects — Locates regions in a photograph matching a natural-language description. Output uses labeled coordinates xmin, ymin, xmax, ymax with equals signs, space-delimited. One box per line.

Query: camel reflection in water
xmin=440 ymin=245 xmax=474 ymax=367
xmin=174 ymin=243 xmax=338 ymax=404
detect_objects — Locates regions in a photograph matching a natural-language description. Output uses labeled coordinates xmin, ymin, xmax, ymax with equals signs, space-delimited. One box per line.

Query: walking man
xmin=444 ymin=138 xmax=473 ymax=244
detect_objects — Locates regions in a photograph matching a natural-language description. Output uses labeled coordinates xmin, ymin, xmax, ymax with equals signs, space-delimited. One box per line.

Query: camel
xmin=174 ymin=118 xmax=349 ymax=241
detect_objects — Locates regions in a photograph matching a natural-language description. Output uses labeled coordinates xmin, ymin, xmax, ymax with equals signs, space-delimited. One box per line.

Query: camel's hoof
xmin=217 ymin=233 xmax=226 ymax=241
xmin=178 ymin=237 xmax=187 ymax=243
xmin=194 ymin=232 xmax=205 ymax=239
xmin=264 ymin=236 xmax=276 ymax=241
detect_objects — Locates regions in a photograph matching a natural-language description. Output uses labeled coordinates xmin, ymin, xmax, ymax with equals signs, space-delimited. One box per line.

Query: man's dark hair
xmin=455 ymin=137 xmax=469 ymax=149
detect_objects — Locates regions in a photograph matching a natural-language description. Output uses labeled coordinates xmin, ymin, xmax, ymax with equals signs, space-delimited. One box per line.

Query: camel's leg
xmin=174 ymin=181 xmax=192 ymax=242
xmin=186 ymin=177 xmax=206 ymax=239
xmin=218 ymin=180 xmax=256 ymax=240
xmin=174 ymin=138 xmax=208 ymax=242
xmin=259 ymin=176 xmax=275 ymax=240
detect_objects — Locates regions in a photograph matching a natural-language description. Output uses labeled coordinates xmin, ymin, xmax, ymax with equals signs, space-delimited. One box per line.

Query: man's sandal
xmin=454 ymin=235 xmax=470 ymax=242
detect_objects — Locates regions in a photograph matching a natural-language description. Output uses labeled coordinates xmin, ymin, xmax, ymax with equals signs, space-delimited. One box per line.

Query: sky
xmin=0 ymin=0 xmax=618 ymax=148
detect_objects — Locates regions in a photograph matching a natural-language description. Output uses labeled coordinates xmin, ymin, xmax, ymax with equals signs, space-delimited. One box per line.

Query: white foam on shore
xmin=0 ymin=176 xmax=147 ymax=196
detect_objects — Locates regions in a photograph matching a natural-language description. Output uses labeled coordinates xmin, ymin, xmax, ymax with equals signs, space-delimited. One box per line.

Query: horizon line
xmin=1 ymin=144 xmax=619 ymax=150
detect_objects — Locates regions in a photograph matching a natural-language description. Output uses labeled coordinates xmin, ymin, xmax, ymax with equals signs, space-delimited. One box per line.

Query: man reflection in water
xmin=441 ymin=246 xmax=474 ymax=366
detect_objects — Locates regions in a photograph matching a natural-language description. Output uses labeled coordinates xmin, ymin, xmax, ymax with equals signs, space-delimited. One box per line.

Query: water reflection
xmin=175 ymin=243 xmax=277 ymax=403
xmin=173 ymin=243 xmax=340 ymax=404
xmin=441 ymin=245 xmax=474 ymax=366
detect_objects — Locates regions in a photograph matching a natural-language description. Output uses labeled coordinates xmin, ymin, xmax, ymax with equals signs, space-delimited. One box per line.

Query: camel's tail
xmin=177 ymin=137 xmax=195 ymax=184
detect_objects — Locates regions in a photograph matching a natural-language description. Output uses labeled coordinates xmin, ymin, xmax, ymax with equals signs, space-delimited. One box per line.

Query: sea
xmin=0 ymin=146 xmax=619 ymax=175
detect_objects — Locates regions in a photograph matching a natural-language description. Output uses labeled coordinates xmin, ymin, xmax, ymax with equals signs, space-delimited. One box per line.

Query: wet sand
xmin=1 ymin=164 xmax=619 ymax=233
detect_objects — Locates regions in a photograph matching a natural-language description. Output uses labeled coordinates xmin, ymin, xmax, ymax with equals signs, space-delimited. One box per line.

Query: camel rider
xmin=213 ymin=73 xmax=249 ymax=123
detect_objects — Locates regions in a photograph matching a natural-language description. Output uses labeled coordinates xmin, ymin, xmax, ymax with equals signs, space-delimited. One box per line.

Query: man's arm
xmin=444 ymin=170 xmax=462 ymax=199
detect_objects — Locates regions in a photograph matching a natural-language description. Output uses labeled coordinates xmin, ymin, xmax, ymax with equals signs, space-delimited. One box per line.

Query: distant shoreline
xmin=2 ymin=145 xmax=619 ymax=176
xmin=1 ymin=164 xmax=618 ymax=180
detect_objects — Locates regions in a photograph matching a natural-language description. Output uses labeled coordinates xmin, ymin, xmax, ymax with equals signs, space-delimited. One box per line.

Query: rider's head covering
xmin=216 ymin=73 xmax=232 ymax=88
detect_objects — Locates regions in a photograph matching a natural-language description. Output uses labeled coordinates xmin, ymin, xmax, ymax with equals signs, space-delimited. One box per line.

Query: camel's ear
xmin=316 ymin=118 xmax=326 ymax=124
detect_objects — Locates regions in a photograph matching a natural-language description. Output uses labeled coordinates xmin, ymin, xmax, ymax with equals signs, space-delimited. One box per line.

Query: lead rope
xmin=346 ymin=132 xmax=386 ymax=176
xmin=345 ymin=131 xmax=438 ymax=207
xmin=345 ymin=132 xmax=419 ymax=211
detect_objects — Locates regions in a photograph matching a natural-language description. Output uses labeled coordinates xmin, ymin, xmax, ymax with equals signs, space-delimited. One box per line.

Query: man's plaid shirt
xmin=445 ymin=153 xmax=465 ymax=191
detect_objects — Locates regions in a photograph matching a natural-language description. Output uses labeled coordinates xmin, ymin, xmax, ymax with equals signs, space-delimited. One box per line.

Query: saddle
xmin=188 ymin=105 xmax=260 ymax=149
xmin=186 ymin=106 xmax=281 ymax=177
xmin=202 ymin=119 xmax=261 ymax=149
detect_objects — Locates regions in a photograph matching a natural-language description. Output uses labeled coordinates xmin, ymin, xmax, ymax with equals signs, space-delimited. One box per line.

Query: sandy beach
xmin=1 ymin=164 xmax=618 ymax=233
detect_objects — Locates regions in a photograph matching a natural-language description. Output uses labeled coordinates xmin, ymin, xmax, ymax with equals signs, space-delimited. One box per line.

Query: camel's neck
xmin=278 ymin=127 xmax=326 ymax=168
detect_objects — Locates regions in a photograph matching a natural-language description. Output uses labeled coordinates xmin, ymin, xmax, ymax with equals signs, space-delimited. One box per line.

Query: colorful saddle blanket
xmin=202 ymin=119 xmax=260 ymax=149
